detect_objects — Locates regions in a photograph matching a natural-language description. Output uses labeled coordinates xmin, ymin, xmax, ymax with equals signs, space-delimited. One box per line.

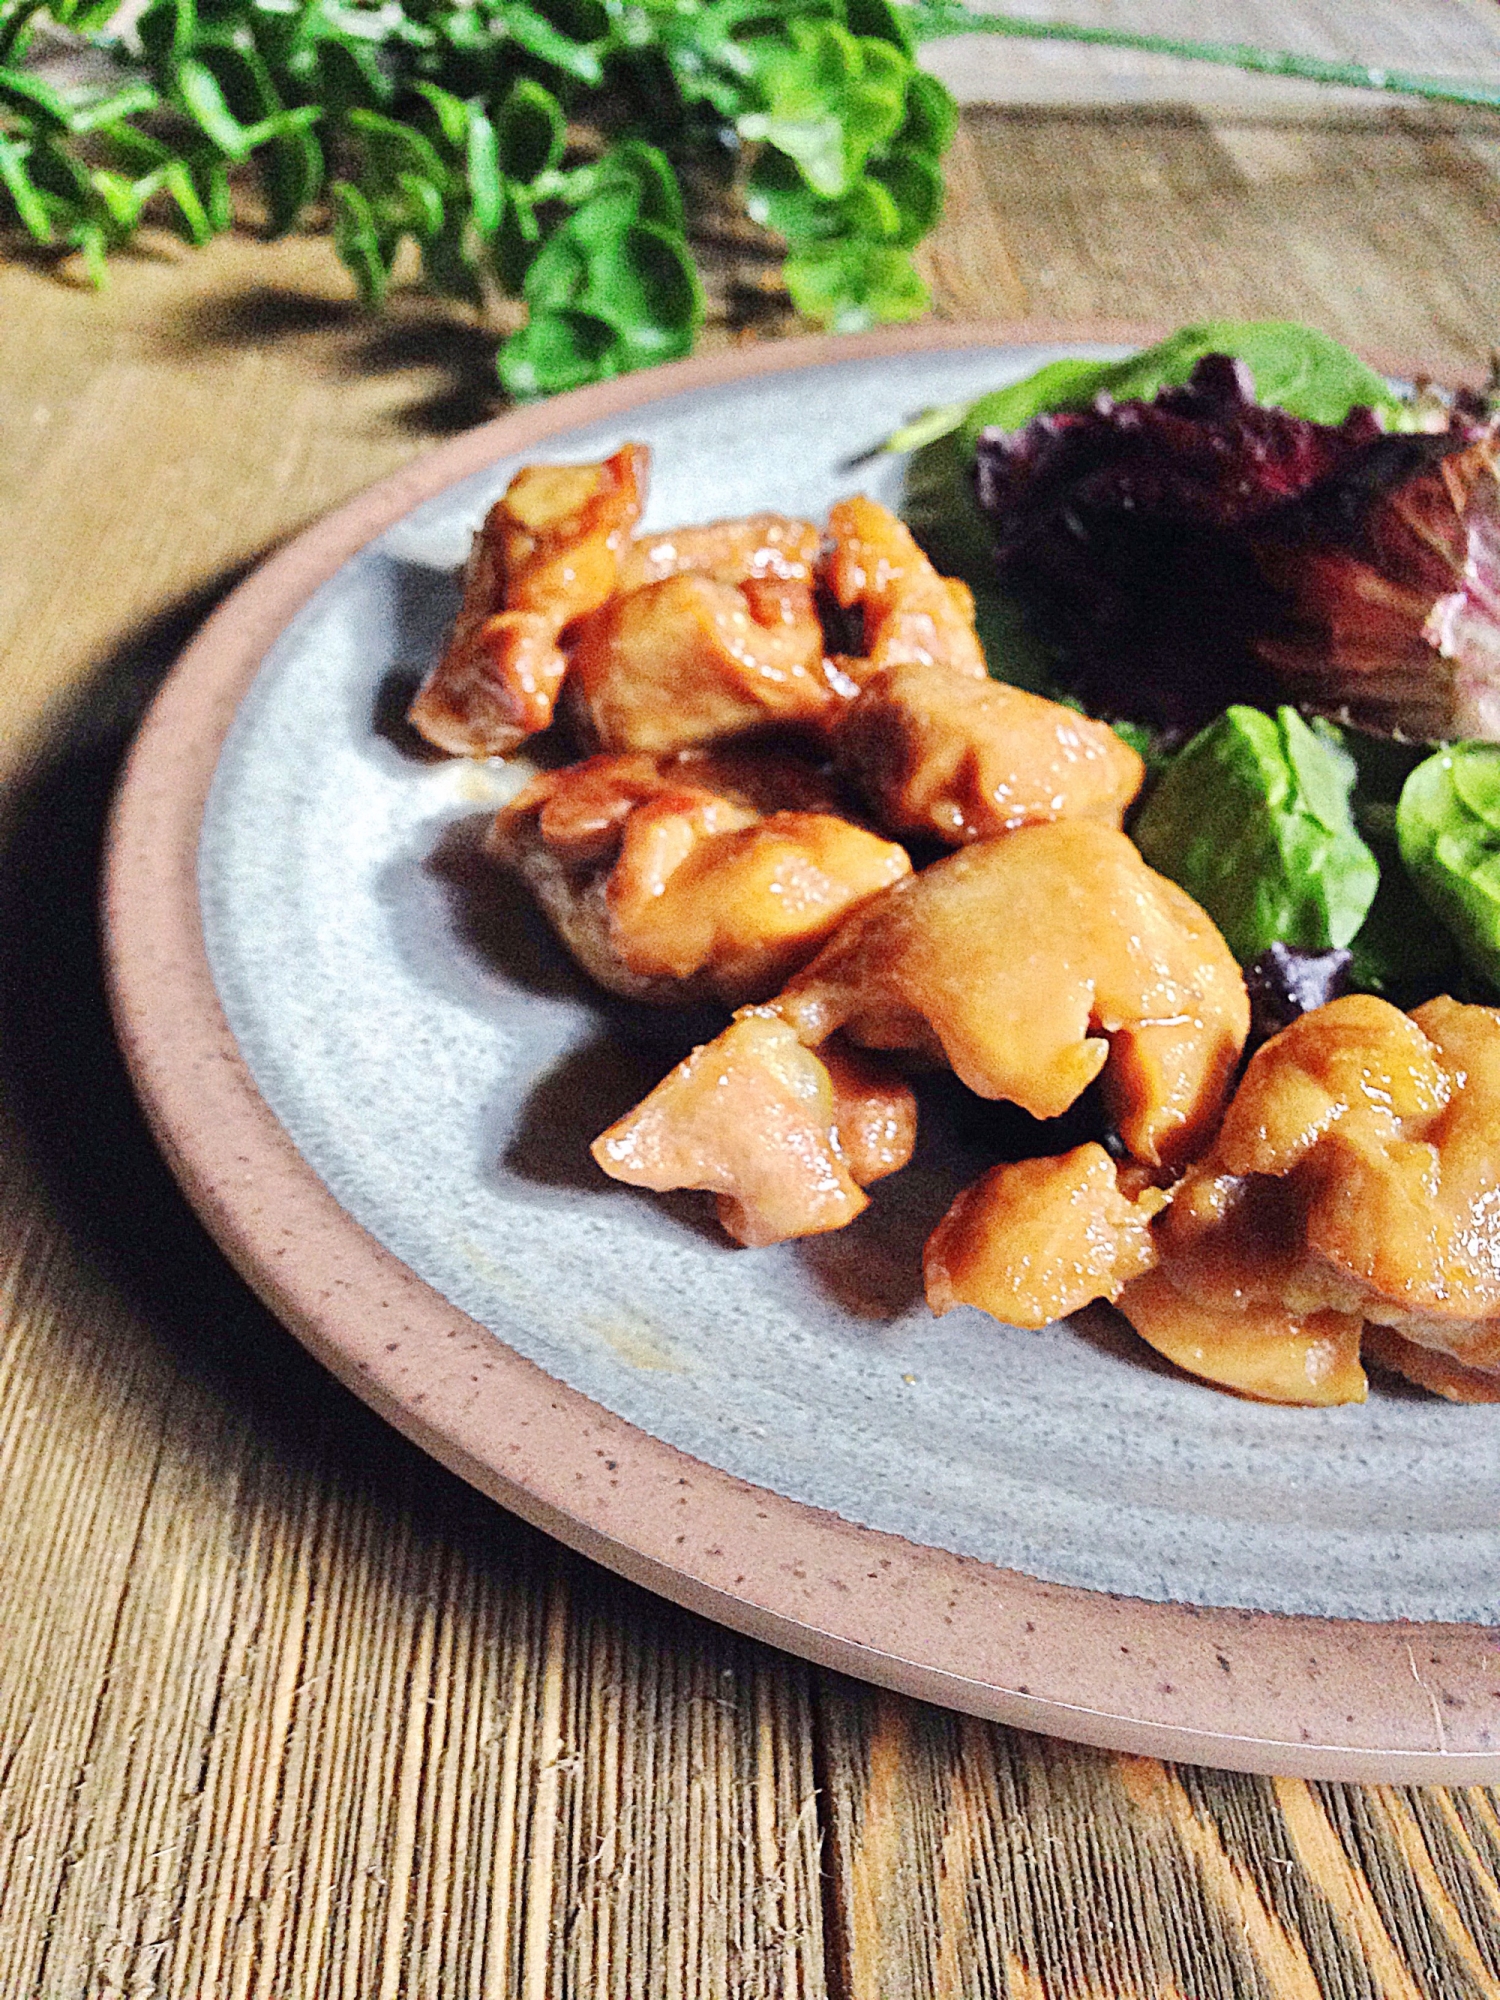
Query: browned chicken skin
xmin=591 ymin=822 xmax=1246 ymax=1253
xmin=835 ymin=658 xmax=1145 ymax=844
xmin=1152 ymin=995 xmax=1500 ymax=1344
xmin=1115 ymin=992 xmax=1500 ymax=1403
xmin=925 ymin=1144 xmax=1166 ymax=1328
xmin=408 ymin=446 xmax=647 ymax=757
xmin=1361 ymin=1325 xmax=1500 ymax=1403
xmin=823 ymin=495 xmax=988 ymax=683
xmin=492 ymin=750 xmax=910 ymax=1007
xmin=591 ymin=1013 xmax=916 ymax=1246
xmin=567 ymin=569 xmax=837 ymax=753
xmin=1116 ymin=1270 xmax=1368 ymax=1406
xmin=615 ymin=513 xmax=822 ymax=593
xmin=775 ymin=821 xmax=1248 ymax=1173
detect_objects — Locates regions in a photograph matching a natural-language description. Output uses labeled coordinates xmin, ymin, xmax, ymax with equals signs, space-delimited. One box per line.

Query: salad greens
xmin=1398 ymin=746 xmax=1500 ymax=990
xmin=1133 ymin=706 xmax=1379 ymax=967
xmin=897 ymin=319 xmax=1416 ymax=585
xmin=899 ymin=317 xmax=1493 ymax=1009
xmin=888 ymin=318 xmax=1412 ymax=457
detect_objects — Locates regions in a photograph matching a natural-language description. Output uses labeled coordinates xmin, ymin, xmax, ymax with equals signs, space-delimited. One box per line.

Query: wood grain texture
xmin=816 ymin=1688 xmax=1500 ymax=1999
xmin=6 ymin=48 xmax=1500 ymax=1991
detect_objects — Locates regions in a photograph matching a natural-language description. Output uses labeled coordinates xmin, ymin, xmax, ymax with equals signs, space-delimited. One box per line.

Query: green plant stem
xmin=900 ymin=2 xmax=1500 ymax=114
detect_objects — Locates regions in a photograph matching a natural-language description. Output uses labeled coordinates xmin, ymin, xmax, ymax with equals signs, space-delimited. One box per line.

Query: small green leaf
xmin=88 ymin=165 xmax=145 ymax=232
xmin=520 ymin=212 xmax=591 ymax=309
xmin=49 ymin=0 xmax=123 ymax=33
xmin=1398 ymin=746 xmax=1500 ymax=989
xmin=62 ymin=81 xmax=161 ymax=133
xmin=160 ymin=156 xmax=213 ymax=241
xmin=261 ymin=125 xmax=324 ymax=233
xmin=197 ymin=155 xmax=234 ymax=230
xmin=784 ymin=237 xmax=927 ymax=329
xmin=838 ymin=175 xmax=901 ymax=240
xmin=465 ymin=107 xmax=502 ymax=232
xmin=23 ymin=132 xmax=95 ymax=206
xmin=598 ymin=137 xmax=682 ymax=231
xmin=559 ymin=184 xmax=639 ymax=251
xmin=94 ymin=121 xmax=173 ymax=174
xmin=897 ymin=69 xmax=957 ymax=155
xmin=411 ymin=80 xmax=471 ymax=149
xmin=493 ymin=75 xmax=565 ymax=181
xmin=739 ymin=18 xmax=909 ymax=198
xmin=239 ymin=103 xmax=322 ymax=149
xmin=136 ymin=0 xmax=196 ymax=65
xmin=867 ymin=144 xmax=942 ymax=245
xmin=315 ymin=35 xmax=391 ymax=116
xmin=192 ymin=39 xmax=279 ymax=124
xmin=69 ymin=218 xmax=108 ymax=285
xmin=498 ymin=307 xmax=616 ymax=398
xmin=499 ymin=1 xmax=603 ymax=83
xmin=581 ymin=219 xmax=702 ymax=360
xmin=175 ymin=56 xmax=253 ymax=157
xmin=845 ymin=0 xmax=912 ymax=51
xmin=0 ymin=62 xmax=75 ymax=128
xmin=0 ymin=135 xmax=52 ymax=240
xmin=396 ymin=168 xmax=444 ymax=238
xmin=331 ymin=177 xmax=389 ymax=305
xmin=1135 ymin=707 xmax=1381 ymax=963
xmin=347 ymin=107 xmax=448 ymax=190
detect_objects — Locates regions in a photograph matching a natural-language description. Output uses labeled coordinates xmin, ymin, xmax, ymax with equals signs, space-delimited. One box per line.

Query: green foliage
xmin=0 ymin=0 xmax=957 ymax=394
xmin=1398 ymin=744 xmax=1500 ymax=991
xmin=1133 ymin=705 xmax=1381 ymax=966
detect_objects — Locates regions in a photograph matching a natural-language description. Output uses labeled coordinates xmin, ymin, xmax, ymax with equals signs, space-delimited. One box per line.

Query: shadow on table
xmin=0 ymin=579 xmax=623 ymax=1594
xmin=154 ymin=282 xmax=508 ymax=436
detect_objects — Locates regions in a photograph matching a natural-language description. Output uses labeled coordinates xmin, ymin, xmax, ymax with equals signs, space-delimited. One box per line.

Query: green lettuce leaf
xmin=1133 ymin=705 xmax=1380 ymax=964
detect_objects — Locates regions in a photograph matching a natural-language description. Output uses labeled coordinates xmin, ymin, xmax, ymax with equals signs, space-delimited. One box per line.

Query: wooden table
xmin=8 ymin=10 xmax=1500 ymax=1990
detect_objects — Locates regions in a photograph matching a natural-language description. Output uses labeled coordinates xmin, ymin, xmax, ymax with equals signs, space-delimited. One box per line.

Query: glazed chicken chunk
xmin=925 ymin=1144 xmax=1167 ymax=1328
xmin=1116 ymin=1271 xmax=1368 ymax=1407
xmin=775 ymin=820 xmax=1248 ymax=1173
xmin=614 ymin=512 xmax=823 ymax=593
xmin=835 ymin=658 xmax=1145 ymax=844
xmin=823 ymin=495 xmax=988 ymax=684
xmin=592 ymin=1013 xmax=916 ymax=1246
xmin=567 ymin=512 xmax=841 ymax=753
xmin=1114 ymin=992 xmax=1500 ymax=1403
xmin=592 ymin=820 xmax=1246 ymax=1250
xmin=409 ymin=445 xmax=646 ymax=757
xmin=492 ymin=751 xmax=911 ymax=1007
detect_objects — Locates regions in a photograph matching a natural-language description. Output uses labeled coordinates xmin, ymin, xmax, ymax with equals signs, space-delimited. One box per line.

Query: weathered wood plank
xmin=0 ymin=1163 xmax=828 ymax=1996
xmin=930 ymin=103 xmax=1500 ymax=377
xmin=815 ymin=1685 xmax=1500 ymax=2000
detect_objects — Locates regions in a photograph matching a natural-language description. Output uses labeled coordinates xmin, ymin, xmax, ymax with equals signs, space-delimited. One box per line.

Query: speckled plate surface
xmin=104 ymin=324 xmax=1500 ymax=1778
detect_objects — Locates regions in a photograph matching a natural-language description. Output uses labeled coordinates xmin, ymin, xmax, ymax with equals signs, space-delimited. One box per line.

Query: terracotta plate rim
xmin=102 ymin=320 xmax=1500 ymax=1781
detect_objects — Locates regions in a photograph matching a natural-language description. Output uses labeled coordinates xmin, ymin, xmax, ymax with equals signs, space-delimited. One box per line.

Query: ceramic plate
xmin=105 ymin=323 xmax=1500 ymax=1779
